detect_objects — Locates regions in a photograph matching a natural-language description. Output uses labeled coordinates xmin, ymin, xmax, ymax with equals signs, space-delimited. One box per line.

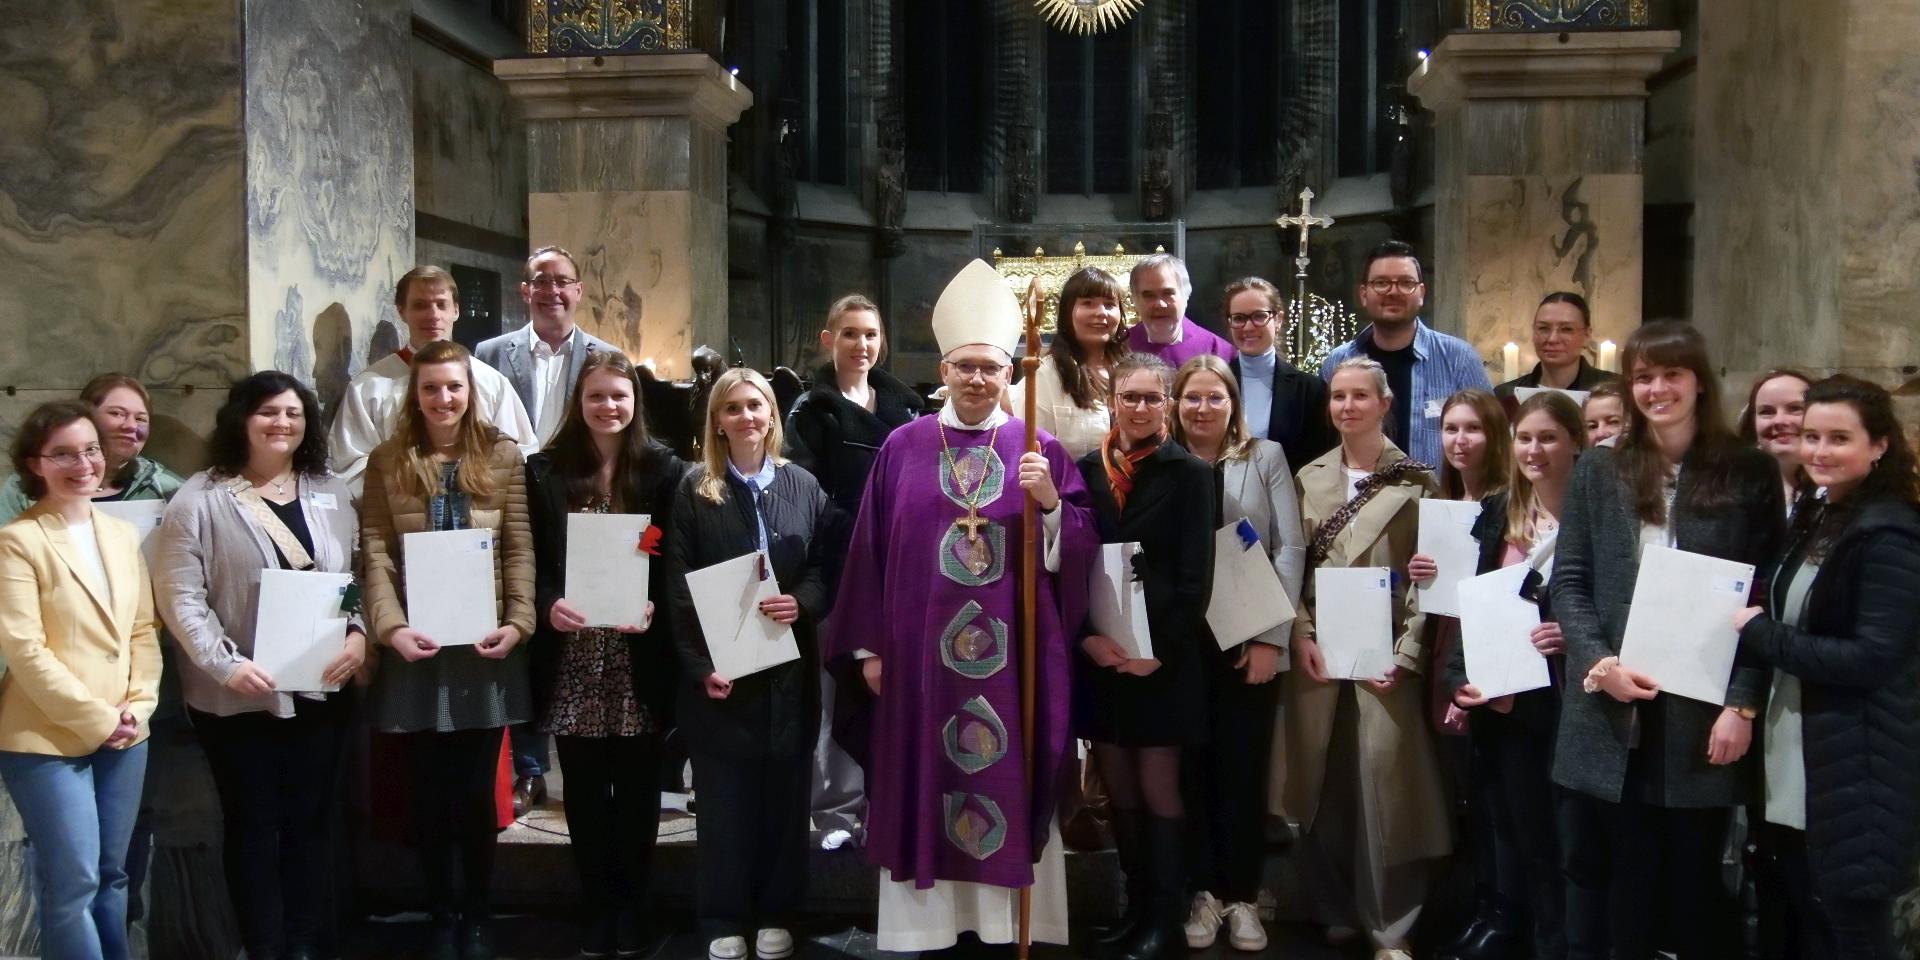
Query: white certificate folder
xmin=1314 ymin=567 xmax=1396 ymax=680
xmin=253 ymin=569 xmax=353 ymax=693
xmin=403 ymin=528 xmax=498 ymax=646
xmin=566 ymin=513 xmax=652 ymax=628
xmin=1087 ymin=542 xmax=1154 ymax=660
xmin=1458 ymin=564 xmax=1550 ymax=699
xmin=1415 ymin=499 xmax=1483 ymax=617
xmin=1618 ymin=544 xmax=1757 ymax=706
xmin=1206 ymin=518 xmax=1296 ymax=650
xmin=684 ymin=551 xmax=799 ymax=682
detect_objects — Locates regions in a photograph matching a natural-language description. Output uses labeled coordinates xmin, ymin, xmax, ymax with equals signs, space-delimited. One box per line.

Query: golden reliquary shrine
xmin=990 ymin=242 xmax=1165 ymax=335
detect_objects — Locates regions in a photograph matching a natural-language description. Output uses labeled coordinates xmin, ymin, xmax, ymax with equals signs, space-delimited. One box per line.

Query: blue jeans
xmin=508 ymin=721 xmax=548 ymax=778
xmin=0 ymin=742 xmax=149 ymax=960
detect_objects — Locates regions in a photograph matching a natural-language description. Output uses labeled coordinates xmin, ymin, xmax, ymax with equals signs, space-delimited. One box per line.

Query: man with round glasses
xmin=1318 ymin=241 xmax=1489 ymax=466
xmin=476 ymin=245 xmax=617 ymax=449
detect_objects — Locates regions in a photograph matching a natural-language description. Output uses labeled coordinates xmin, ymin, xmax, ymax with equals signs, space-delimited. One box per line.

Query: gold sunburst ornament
xmin=1035 ymin=0 xmax=1144 ymax=34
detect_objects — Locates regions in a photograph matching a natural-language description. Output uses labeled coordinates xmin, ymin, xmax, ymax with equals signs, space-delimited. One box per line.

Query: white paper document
xmin=566 ymin=513 xmax=652 ymax=628
xmin=403 ymin=528 xmax=498 ymax=646
xmin=93 ymin=499 xmax=166 ymax=542
xmin=1458 ymin=564 xmax=1551 ymax=699
xmin=1206 ymin=518 xmax=1296 ymax=650
xmin=1314 ymin=566 xmax=1396 ymax=680
xmin=1416 ymin=499 xmax=1484 ymax=616
xmin=684 ymin=551 xmax=799 ymax=681
xmin=1513 ymin=386 xmax=1592 ymax=407
xmin=1087 ymin=542 xmax=1154 ymax=659
xmin=253 ymin=569 xmax=353 ymax=693
xmin=1618 ymin=544 xmax=1757 ymax=705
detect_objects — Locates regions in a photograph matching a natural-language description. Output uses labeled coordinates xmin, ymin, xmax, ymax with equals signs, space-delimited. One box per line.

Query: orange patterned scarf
xmin=1101 ymin=426 xmax=1164 ymax=511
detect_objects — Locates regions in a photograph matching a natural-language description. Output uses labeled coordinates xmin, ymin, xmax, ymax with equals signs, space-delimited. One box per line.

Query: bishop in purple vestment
xmin=827 ymin=406 xmax=1096 ymax=891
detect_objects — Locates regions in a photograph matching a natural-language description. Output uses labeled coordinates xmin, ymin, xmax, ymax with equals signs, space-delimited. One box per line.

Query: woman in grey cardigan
xmin=1167 ymin=354 xmax=1304 ymax=953
xmin=152 ymin=371 xmax=364 ymax=960
xmin=1549 ymin=322 xmax=1783 ymax=960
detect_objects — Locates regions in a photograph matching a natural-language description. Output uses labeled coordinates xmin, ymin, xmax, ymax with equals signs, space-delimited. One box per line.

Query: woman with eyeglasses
xmin=0 ymin=373 xmax=185 ymax=523
xmin=1492 ymin=293 xmax=1617 ymax=404
xmin=1073 ymin=353 xmax=1216 ymax=960
xmin=1437 ymin=392 xmax=1588 ymax=960
xmin=151 ymin=371 xmax=363 ymax=960
xmin=1551 ymin=321 xmax=1783 ymax=960
xmin=0 ymin=400 xmax=163 ymax=960
xmin=1275 ymin=357 xmax=1447 ymax=960
xmin=1222 ymin=278 xmax=1335 ymax=477
xmin=1006 ymin=266 xmax=1131 ymax=460
xmin=1732 ymin=376 xmax=1920 ymax=960
xmin=1167 ymin=355 xmax=1304 ymax=953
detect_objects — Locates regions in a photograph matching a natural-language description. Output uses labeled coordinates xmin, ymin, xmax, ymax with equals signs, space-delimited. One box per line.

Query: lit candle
xmin=1598 ymin=339 xmax=1618 ymax=372
xmin=1502 ymin=342 xmax=1520 ymax=382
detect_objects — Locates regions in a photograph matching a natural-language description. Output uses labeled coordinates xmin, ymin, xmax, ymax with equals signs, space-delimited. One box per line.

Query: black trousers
xmin=1182 ymin=655 xmax=1280 ymax=903
xmin=1559 ymin=790 xmax=1736 ymax=960
xmin=689 ymin=747 xmax=810 ymax=941
xmin=400 ymin=727 xmax=505 ymax=919
xmin=1751 ymin=821 xmax=1826 ymax=959
xmin=192 ymin=697 xmax=350 ymax=957
xmin=554 ymin=733 xmax=665 ymax=919
xmin=1466 ymin=707 xmax=1563 ymax=960
xmin=1824 ymin=897 xmax=1900 ymax=960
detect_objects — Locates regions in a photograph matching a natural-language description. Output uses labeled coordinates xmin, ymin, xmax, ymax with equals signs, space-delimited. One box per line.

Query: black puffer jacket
xmin=1740 ymin=495 xmax=1920 ymax=902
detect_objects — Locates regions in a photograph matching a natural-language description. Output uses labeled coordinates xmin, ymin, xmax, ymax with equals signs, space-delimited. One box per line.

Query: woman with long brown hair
xmin=361 ymin=340 xmax=536 ymax=960
xmin=1734 ymin=375 xmax=1920 ymax=960
xmin=1737 ymin=369 xmax=1814 ymax=513
xmin=1007 ymin=266 xmax=1132 ymax=460
xmin=527 ymin=350 xmax=689 ymax=957
xmin=1551 ymin=321 xmax=1783 ymax=960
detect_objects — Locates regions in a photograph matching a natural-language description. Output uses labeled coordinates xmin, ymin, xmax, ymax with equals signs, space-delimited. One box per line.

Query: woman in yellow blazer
xmin=1270 ymin=358 xmax=1450 ymax=960
xmin=359 ymin=340 xmax=535 ymax=960
xmin=0 ymin=400 xmax=162 ymax=960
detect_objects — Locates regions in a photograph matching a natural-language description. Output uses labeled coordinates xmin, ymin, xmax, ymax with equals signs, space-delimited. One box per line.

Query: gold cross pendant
xmin=953 ymin=505 xmax=988 ymax=543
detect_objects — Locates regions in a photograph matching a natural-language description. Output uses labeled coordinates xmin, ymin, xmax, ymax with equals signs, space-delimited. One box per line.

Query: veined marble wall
xmin=245 ymin=0 xmax=413 ymax=410
xmin=530 ymin=191 xmax=697 ymax=376
xmin=0 ymin=0 xmax=246 ymax=462
xmin=1695 ymin=0 xmax=1920 ymax=423
xmin=414 ymin=37 xmax=525 ymax=240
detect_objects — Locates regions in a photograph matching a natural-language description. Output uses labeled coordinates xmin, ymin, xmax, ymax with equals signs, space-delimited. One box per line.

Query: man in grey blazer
xmin=474 ymin=244 xmax=615 ymax=813
xmin=476 ymin=245 xmax=617 ymax=451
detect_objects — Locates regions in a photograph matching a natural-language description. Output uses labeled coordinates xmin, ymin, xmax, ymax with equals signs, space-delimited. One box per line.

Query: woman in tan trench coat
xmin=1270 ymin=357 xmax=1451 ymax=960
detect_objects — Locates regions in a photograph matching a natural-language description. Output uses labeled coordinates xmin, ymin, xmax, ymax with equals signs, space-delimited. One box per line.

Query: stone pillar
xmin=1694 ymin=0 xmax=1920 ymax=416
xmin=1409 ymin=31 xmax=1678 ymax=373
xmin=494 ymin=54 xmax=752 ymax=378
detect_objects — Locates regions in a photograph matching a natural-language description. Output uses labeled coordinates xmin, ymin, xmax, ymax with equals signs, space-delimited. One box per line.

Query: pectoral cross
xmin=954 ymin=506 xmax=989 ymax=542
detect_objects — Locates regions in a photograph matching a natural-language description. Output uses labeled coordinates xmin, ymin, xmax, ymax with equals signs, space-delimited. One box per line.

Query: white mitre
xmin=932 ymin=259 xmax=1023 ymax=359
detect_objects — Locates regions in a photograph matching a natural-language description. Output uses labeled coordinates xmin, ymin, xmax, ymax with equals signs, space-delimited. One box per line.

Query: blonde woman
xmin=1275 ymin=357 xmax=1448 ymax=960
xmin=360 ymin=340 xmax=536 ymax=960
xmin=666 ymin=367 xmax=833 ymax=960
xmin=1169 ymin=354 xmax=1305 ymax=952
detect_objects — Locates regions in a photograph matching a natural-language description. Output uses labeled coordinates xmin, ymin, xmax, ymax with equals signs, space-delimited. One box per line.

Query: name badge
xmin=310 ymin=493 xmax=338 ymax=510
xmin=1423 ymin=399 xmax=1442 ymax=419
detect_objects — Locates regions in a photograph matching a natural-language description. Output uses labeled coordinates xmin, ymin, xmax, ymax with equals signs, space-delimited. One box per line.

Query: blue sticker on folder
xmin=1234 ymin=517 xmax=1260 ymax=550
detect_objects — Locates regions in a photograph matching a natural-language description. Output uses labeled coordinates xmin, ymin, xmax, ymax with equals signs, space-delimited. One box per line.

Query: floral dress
xmin=542 ymin=497 xmax=652 ymax=738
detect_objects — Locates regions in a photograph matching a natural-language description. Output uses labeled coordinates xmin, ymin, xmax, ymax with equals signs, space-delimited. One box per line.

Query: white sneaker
xmin=754 ymin=928 xmax=794 ymax=960
xmin=819 ymin=828 xmax=855 ymax=850
xmin=707 ymin=936 xmax=748 ymax=960
xmin=1222 ymin=901 xmax=1267 ymax=952
xmin=1184 ymin=891 xmax=1224 ymax=949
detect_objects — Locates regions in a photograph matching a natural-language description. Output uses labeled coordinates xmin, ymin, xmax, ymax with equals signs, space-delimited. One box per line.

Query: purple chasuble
xmin=1124 ymin=316 xmax=1236 ymax=368
xmin=826 ymin=415 xmax=1096 ymax=890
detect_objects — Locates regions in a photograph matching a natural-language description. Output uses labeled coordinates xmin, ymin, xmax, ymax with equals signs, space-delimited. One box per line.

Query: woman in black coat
xmin=1734 ymin=375 xmax=1920 ymax=960
xmin=1075 ymin=354 xmax=1215 ymax=960
xmin=526 ymin=351 xmax=689 ymax=957
xmin=781 ymin=295 xmax=922 ymax=847
xmin=1549 ymin=322 xmax=1783 ymax=960
xmin=666 ymin=368 xmax=832 ymax=960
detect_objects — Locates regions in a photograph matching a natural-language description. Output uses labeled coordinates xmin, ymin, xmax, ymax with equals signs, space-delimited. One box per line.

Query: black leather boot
xmin=1449 ymin=900 xmax=1524 ymax=960
xmin=1092 ymin=810 xmax=1146 ymax=957
xmin=1116 ymin=816 xmax=1185 ymax=960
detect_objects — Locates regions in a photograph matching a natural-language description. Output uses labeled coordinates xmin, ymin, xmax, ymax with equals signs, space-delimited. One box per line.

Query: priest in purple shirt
xmin=826 ymin=260 xmax=1099 ymax=951
xmin=1125 ymin=253 xmax=1236 ymax=367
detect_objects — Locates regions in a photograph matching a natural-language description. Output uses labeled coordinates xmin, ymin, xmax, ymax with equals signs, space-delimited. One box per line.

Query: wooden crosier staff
xmin=1017 ymin=275 xmax=1043 ymax=960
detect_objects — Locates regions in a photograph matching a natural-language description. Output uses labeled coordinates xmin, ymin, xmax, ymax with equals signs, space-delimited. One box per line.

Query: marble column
xmin=494 ymin=54 xmax=752 ymax=378
xmin=1409 ymin=30 xmax=1679 ymax=374
xmin=1694 ymin=0 xmax=1920 ymax=422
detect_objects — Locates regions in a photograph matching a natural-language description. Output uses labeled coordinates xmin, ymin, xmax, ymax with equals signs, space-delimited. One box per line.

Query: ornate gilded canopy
xmin=1469 ymin=0 xmax=1649 ymax=29
xmin=527 ymin=0 xmax=690 ymax=55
